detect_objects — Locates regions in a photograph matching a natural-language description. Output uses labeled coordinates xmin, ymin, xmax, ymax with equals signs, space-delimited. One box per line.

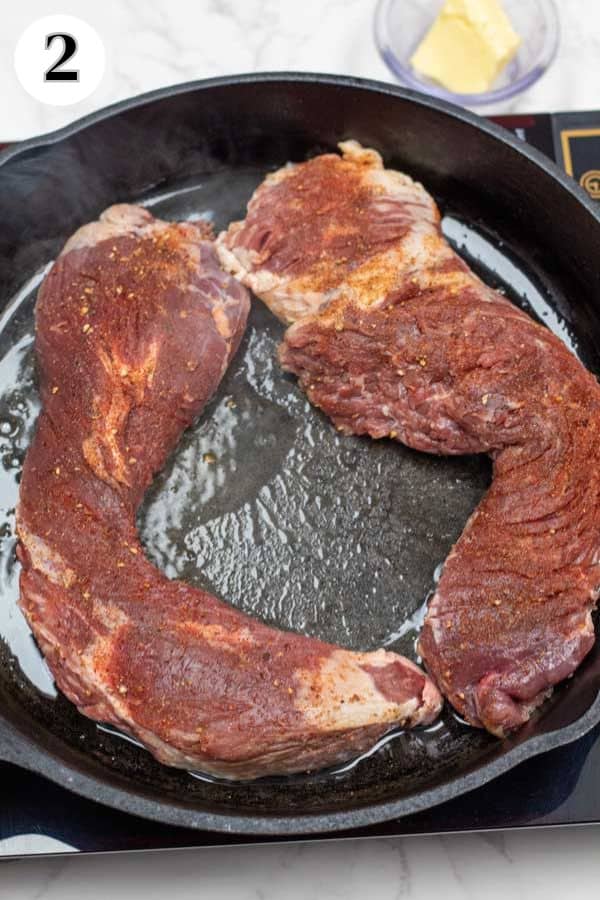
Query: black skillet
xmin=1 ymin=73 xmax=600 ymax=836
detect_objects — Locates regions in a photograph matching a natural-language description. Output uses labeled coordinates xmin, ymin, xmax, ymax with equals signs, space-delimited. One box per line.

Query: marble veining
xmin=2 ymin=827 xmax=600 ymax=898
xmin=2 ymin=0 xmax=600 ymax=895
xmin=2 ymin=0 xmax=600 ymax=141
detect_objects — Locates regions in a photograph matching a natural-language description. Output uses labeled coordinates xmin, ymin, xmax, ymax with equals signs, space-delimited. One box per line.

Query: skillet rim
xmin=1 ymin=71 xmax=599 ymax=227
xmin=1 ymin=71 xmax=599 ymax=835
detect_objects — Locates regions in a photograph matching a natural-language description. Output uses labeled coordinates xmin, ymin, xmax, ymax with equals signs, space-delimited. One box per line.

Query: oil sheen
xmin=0 ymin=166 xmax=583 ymax=782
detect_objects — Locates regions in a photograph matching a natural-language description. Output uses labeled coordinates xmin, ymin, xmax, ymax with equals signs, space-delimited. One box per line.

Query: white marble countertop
xmin=3 ymin=0 xmax=600 ymax=141
xmin=2 ymin=0 xmax=600 ymax=897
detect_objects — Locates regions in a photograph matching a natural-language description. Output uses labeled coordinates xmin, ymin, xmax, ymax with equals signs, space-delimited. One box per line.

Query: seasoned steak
xmin=217 ymin=141 xmax=439 ymax=325
xmin=17 ymin=204 xmax=441 ymax=779
xmin=218 ymin=143 xmax=600 ymax=737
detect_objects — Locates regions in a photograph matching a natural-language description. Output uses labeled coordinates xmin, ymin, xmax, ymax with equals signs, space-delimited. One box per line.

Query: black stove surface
xmin=2 ymin=109 xmax=600 ymax=859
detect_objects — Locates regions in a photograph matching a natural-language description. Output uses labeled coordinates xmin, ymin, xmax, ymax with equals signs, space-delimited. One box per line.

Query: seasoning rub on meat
xmin=17 ymin=204 xmax=441 ymax=780
xmin=218 ymin=141 xmax=600 ymax=737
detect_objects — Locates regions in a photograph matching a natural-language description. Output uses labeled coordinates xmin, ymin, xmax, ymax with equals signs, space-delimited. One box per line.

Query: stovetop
xmin=2 ymin=108 xmax=600 ymax=859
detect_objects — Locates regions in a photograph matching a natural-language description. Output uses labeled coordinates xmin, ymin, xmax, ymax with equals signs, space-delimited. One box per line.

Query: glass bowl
xmin=374 ymin=0 xmax=560 ymax=107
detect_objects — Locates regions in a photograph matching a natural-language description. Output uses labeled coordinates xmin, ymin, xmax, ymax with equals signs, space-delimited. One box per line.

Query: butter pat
xmin=410 ymin=0 xmax=521 ymax=94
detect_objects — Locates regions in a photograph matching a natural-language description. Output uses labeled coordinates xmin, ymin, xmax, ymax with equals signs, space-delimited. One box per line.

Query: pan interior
xmin=0 ymin=158 xmax=597 ymax=819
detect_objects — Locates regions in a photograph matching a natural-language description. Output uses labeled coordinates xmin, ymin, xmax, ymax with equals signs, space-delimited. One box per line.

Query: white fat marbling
xmin=2 ymin=0 xmax=600 ymax=896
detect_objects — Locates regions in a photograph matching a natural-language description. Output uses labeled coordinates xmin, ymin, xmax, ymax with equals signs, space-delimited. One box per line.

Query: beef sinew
xmin=218 ymin=141 xmax=600 ymax=738
xmin=17 ymin=203 xmax=441 ymax=779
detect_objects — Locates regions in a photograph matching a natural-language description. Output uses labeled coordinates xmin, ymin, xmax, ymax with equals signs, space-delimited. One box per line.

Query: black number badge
xmin=44 ymin=33 xmax=79 ymax=82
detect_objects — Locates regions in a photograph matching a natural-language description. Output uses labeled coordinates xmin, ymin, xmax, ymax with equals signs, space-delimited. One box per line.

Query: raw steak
xmin=17 ymin=204 xmax=441 ymax=779
xmin=218 ymin=142 xmax=600 ymax=737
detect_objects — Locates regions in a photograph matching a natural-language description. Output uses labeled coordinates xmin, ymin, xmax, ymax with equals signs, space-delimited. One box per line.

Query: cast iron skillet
xmin=0 ymin=73 xmax=600 ymax=836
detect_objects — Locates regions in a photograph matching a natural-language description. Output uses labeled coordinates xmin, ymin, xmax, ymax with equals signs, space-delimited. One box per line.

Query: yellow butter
xmin=410 ymin=0 xmax=521 ymax=94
